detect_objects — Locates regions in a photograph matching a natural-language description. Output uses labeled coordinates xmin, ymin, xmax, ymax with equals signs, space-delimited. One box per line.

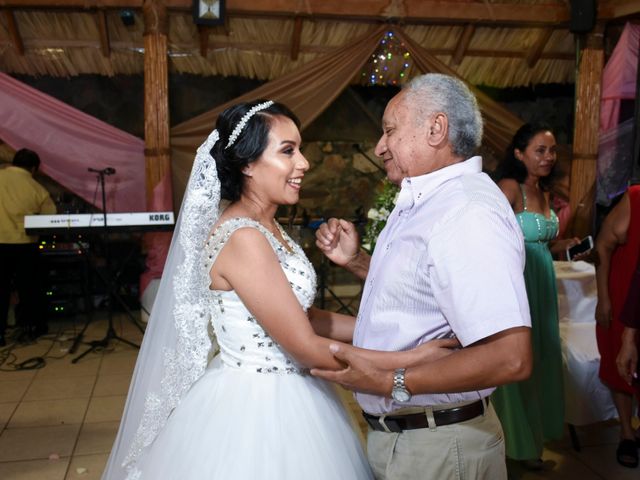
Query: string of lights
xmin=362 ymin=31 xmax=412 ymax=86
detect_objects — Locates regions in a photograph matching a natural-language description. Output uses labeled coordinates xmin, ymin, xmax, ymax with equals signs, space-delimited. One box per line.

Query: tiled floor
xmin=0 ymin=311 xmax=637 ymax=480
xmin=0 ymin=312 xmax=140 ymax=480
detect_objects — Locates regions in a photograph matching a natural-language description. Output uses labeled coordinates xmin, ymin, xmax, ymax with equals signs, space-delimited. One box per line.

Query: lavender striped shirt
xmin=353 ymin=157 xmax=531 ymax=414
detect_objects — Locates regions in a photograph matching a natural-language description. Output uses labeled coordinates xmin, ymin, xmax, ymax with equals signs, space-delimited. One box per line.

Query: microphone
xmin=88 ymin=167 xmax=116 ymax=175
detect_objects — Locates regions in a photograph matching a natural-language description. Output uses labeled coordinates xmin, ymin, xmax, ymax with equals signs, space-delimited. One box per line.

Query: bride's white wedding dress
xmin=127 ymin=217 xmax=373 ymax=479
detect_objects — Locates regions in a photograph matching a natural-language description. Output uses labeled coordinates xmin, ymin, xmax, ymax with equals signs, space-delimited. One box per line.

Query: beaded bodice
xmin=203 ymin=217 xmax=317 ymax=375
xmin=516 ymin=184 xmax=558 ymax=243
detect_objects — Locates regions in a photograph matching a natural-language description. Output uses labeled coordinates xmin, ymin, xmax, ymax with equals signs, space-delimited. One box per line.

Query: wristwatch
xmin=391 ymin=368 xmax=412 ymax=403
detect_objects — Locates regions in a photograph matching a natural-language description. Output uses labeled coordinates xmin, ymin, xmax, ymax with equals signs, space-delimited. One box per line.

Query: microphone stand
xmin=72 ymin=170 xmax=139 ymax=363
xmin=352 ymin=144 xmax=386 ymax=174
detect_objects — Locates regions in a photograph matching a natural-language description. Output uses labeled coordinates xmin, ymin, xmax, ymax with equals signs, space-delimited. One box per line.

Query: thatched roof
xmin=1 ymin=0 xmax=638 ymax=87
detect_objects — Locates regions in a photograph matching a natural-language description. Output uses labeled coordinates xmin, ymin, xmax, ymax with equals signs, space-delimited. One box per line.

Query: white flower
xmin=367 ymin=208 xmax=381 ymax=221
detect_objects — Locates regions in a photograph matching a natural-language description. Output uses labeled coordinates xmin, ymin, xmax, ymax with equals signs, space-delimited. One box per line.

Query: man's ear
xmin=427 ymin=113 xmax=448 ymax=147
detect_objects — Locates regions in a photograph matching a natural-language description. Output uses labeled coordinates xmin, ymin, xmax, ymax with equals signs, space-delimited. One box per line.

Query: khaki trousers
xmin=367 ymin=402 xmax=507 ymax=480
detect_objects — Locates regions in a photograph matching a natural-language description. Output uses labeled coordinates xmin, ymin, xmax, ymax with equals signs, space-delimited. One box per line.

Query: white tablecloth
xmin=554 ymin=261 xmax=617 ymax=425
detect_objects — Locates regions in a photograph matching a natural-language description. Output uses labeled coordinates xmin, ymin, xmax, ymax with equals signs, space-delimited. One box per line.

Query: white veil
xmin=101 ymin=129 xmax=221 ymax=480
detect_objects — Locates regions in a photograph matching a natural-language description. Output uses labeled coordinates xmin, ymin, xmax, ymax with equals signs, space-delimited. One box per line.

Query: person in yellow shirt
xmin=0 ymin=148 xmax=56 ymax=345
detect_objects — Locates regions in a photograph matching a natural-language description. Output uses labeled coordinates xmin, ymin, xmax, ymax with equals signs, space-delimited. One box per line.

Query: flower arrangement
xmin=362 ymin=179 xmax=399 ymax=253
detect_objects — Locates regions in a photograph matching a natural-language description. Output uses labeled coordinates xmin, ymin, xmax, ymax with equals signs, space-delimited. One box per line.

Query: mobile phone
xmin=566 ymin=235 xmax=594 ymax=261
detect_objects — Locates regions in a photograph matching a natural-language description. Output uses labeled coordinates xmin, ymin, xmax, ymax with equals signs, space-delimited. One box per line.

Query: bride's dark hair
xmin=211 ymin=100 xmax=300 ymax=201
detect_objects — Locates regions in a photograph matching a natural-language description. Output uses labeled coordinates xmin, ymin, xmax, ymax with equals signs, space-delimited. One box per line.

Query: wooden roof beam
xmin=525 ymin=28 xmax=552 ymax=69
xmin=2 ymin=0 xmax=571 ymax=27
xmin=226 ymin=0 xmax=570 ymax=25
xmin=95 ymin=9 xmax=110 ymax=57
xmin=198 ymin=21 xmax=229 ymax=57
xmin=450 ymin=24 xmax=475 ymax=67
xmin=290 ymin=16 xmax=302 ymax=61
xmin=3 ymin=9 xmax=25 ymax=55
xmin=599 ymin=0 xmax=640 ymax=20
xmin=3 ymin=36 xmax=574 ymax=61
xmin=198 ymin=25 xmax=209 ymax=57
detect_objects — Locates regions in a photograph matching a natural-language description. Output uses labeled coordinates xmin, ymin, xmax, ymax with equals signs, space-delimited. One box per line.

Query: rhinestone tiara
xmin=225 ymin=100 xmax=275 ymax=149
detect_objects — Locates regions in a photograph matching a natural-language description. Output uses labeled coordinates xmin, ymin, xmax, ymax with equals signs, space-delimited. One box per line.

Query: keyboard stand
xmin=68 ymin=238 xmax=144 ymax=358
xmin=72 ymin=171 xmax=142 ymax=363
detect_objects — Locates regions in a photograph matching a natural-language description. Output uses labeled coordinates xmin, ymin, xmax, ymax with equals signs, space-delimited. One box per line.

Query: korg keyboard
xmin=25 ymin=212 xmax=175 ymax=235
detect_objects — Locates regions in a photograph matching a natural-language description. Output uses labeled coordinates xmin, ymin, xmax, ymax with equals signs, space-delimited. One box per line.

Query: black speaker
xmin=570 ymin=0 xmax=597 ymax=34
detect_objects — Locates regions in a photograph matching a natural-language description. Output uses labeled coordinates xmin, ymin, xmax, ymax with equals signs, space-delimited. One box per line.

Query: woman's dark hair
xmin=12 ymin=148 xmax=40 ymax=170
xmin=495 ymin=123 xmax=558 ymax=191
xmin=211 ymin=100 xmax=300 ymax=201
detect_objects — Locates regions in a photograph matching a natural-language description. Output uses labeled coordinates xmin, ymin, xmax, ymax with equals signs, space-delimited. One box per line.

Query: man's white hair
xmin=403 ymin=73 xmax=483 ymax=159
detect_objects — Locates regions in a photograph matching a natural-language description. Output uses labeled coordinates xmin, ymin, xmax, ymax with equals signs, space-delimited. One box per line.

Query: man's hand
xmin=310 ymin=338 xmax=461 ymax=395
xmin=310 ymin=344 xmax=393 ymax=396
xmin=315 ymin=218 xmax=360 ymax=268
xmin=617 ymin=328 xmax=638 ymax=386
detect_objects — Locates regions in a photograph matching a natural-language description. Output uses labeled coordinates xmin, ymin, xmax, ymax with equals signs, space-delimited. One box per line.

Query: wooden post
xmin=4 ymin=10 xmax=25 ymax=55
xmin=143 ymin=0 xmax=171 ymax=209
xmin=569 ymin=27 xmax=604 ymax=238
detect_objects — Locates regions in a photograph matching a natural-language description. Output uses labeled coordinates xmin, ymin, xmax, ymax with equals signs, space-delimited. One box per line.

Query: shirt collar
xmin=398 ymin=156 xmax=482 ymax=209
xmin=7 ymin=165 xmax=33 ymax=177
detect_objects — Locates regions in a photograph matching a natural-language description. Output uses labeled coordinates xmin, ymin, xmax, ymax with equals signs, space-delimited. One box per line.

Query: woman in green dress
xmin=492 ymin=124 xmax=580 ymax=467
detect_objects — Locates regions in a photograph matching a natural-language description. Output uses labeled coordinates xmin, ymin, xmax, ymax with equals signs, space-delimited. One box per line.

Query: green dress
xmin=492 ymin=186 xmax=565 ymax=460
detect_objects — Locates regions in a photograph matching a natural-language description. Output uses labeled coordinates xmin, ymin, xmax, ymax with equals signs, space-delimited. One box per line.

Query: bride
xmin=102 ymin=100 xmax=426 ymax=479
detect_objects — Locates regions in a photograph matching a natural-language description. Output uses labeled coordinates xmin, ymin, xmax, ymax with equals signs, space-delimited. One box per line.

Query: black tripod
xmin=72 ymin=168 xmax=140 ymax=363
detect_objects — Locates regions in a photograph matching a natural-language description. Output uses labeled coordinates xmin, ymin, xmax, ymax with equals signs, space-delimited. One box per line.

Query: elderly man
xmin=312 ymin=74 xmax=532 ymax=480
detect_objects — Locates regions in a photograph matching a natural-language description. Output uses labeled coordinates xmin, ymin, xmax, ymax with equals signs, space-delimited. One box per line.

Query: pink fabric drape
xmin=0 ymin=72 xmax=145 ymax=213
xmin=600 ymin=23 xmax=640 ymax=132
xmin=0 ymin=72 xmax=173 ymax=295
xmin=597 ymin=23 xmax=640 ymax=205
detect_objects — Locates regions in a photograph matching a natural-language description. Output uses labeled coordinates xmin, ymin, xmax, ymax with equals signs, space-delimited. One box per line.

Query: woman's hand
xmin=617 ymin=328 xmax=638 ymax=386
xmin=595 ymin=297 xmax=612 ymax=328
xmin=315 ymin=218 xmax=360 ymax=267
xmin=549 ymin=237 xmax=581 ymax=258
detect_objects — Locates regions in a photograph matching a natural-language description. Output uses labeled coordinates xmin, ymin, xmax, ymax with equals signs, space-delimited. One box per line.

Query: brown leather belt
xmin=363 ymin=398 xmax=488 ymax=433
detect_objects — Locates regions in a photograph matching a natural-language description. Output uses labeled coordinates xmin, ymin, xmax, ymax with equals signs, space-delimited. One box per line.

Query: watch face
xmin=392 ymin=387 xmax=411 ymax=403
